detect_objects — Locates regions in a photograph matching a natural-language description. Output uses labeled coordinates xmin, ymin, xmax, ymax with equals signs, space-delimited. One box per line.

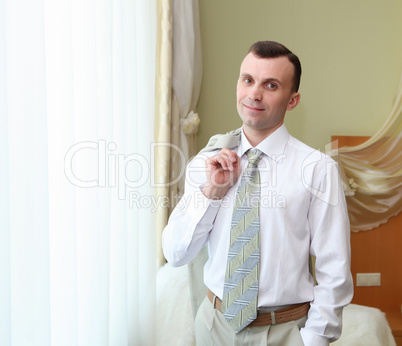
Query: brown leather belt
xmin=207 ymin=289 xmax=310 ymax=327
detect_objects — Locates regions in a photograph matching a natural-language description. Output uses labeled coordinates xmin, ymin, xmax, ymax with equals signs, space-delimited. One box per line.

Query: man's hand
xmin=202 ymin=148 xmax=242 ymax=200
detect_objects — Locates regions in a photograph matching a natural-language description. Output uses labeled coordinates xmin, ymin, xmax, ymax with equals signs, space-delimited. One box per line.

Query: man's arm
xmin=162 ymin=149 xmax=241 ymax=266
xmin=300 ymin=159 xmax=354 ymax=346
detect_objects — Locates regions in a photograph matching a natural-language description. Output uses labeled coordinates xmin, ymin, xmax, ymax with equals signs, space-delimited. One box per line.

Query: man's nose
xmin=249 ymin=85 xmax=262 ymax=101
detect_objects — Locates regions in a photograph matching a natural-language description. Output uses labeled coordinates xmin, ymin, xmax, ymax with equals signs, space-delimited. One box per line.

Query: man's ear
xmin=287 ymin=92 xmax=300 ymax=111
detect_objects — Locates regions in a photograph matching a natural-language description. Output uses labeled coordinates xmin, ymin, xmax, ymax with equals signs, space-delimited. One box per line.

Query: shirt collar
xmin=239 ymin=124 xmax=290 ymax=162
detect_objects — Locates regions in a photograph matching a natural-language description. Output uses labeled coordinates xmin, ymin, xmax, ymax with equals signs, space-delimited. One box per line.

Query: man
xmin=162 ymin=41 xmax=353 ymax=345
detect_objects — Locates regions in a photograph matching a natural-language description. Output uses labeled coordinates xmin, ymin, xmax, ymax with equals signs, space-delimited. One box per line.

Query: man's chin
xmin=241 ymin=117 xmax=268 ymax=129
xmin=242 ymin=120 xmax=284 ymax=134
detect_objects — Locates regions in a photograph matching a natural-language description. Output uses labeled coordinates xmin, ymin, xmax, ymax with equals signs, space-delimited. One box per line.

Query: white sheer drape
xmin=154 ymin=1 xmax=202 ymax=344
xmin=154 ymin=0 xmax=202 ymax=265
xmin=0 ymin=0 xmax=156 ymax=345
xmin=172 ymin=0 xmax=202 ymax=169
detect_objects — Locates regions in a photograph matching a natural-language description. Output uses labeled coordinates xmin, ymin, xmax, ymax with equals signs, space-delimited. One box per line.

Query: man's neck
xmin=242 ymin=122 xmax=283 ymax=147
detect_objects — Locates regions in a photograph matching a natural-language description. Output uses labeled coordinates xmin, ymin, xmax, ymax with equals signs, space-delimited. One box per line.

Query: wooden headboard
xmin=332 ymin=135 xmax=402 ymax=344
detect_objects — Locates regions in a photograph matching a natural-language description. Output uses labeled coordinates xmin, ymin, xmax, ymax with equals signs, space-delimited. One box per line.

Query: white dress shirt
xmin=162 ymin=124 xmax=353 ymax=345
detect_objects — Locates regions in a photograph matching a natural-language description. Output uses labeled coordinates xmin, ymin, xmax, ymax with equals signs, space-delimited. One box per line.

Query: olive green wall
xmin=196 ymin=0 xmax=402 ymax=151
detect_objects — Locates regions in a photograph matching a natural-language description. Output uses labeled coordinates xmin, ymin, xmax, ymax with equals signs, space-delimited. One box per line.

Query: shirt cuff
xmin=300 ymin=328 xmax=329 ymax=346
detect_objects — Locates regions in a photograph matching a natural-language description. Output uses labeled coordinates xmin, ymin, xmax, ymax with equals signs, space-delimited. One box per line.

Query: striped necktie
xmin=222 ymin=148 xmax=264 ymax=333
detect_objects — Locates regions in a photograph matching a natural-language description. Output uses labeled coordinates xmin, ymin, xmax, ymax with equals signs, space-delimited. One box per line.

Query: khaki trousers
xmin=194 ymin=297 xmax=307 ymax=346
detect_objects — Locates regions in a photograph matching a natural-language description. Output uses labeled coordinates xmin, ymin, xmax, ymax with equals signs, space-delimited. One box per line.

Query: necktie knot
xmin=247 ymin=149 xmax=263 ymax=165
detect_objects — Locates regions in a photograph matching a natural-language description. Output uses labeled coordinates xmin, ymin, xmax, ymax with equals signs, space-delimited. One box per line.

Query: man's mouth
xmin=243 ymin=103 xmax=265 ymax=112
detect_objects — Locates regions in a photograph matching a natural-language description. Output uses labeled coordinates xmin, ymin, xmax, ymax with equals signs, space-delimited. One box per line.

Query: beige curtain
xmin=154 ymin=0 xmax=202 ymax=266
xmin=333 ymin=74 xmax=402 ymax=232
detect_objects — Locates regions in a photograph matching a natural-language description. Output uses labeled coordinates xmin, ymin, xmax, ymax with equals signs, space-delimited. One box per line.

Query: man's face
xmin=236 ymin=53 xmax=300 ymax=136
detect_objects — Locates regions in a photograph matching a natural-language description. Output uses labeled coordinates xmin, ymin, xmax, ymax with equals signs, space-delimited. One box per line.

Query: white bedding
xmin=156 ymin=263 xmax=396 ymax=346
xmin=331 ymin=304 xmax=396 ymax=346
xmin=156 ymin=264 xmax=196 ymax=346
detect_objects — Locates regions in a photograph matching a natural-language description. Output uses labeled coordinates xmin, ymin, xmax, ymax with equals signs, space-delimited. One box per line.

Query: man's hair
xmin=248 ymin=41 xmax=302 ymax=92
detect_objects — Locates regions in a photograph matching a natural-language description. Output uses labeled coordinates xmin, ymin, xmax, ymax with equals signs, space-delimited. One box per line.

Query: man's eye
xmin=244 ymin=78 xmax=252 ymax=84
xmin=267 ymin=83 xmax=277 ymax=89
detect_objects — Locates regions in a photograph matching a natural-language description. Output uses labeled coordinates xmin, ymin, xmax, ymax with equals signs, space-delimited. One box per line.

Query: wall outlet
xmin=356 ymin=273 xmax=381 ymax=287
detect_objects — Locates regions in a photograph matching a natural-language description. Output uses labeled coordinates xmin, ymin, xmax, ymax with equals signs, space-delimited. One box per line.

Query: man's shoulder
xmin=287 ymin=135 xmax=315 ymax=153
xmin=286 ymin=135 xmax=337 ymax=177
xmin=287 ymin=135 xmax=334 ymax=160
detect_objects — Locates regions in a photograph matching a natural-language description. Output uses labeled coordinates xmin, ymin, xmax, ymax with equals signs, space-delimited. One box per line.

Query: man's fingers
xmin=207 ymin=149 xmax=240 ymax=171
xmin=220 ymin=148 xmax=239 ymax=163
xmin=209 ymin=154 xmax=234 ymax=171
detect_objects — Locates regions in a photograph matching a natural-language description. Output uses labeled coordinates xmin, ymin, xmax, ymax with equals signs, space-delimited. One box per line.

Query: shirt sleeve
xmin=300 ymin=158 xmax=354 ymax=345
xmin=162 ymin=152 xmax=221 ymax=267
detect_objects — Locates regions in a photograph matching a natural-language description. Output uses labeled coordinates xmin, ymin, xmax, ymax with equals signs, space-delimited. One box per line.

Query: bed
xmin=156 ymin=263 xmax=396 ymax=346
xmin=331 ymin=304 xmax=396 ymax=345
